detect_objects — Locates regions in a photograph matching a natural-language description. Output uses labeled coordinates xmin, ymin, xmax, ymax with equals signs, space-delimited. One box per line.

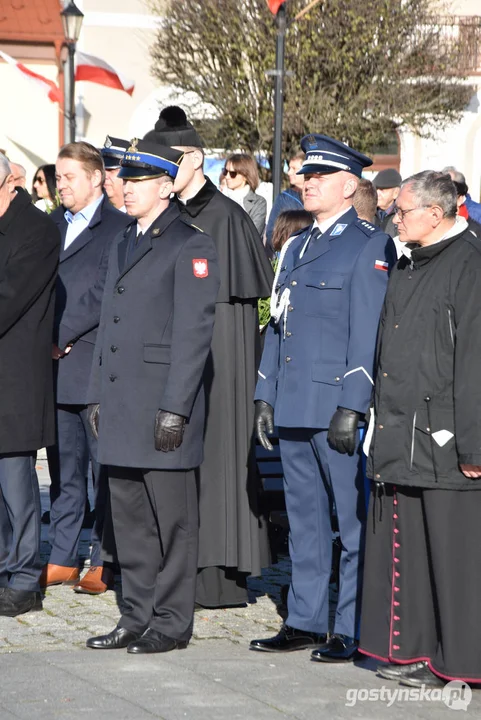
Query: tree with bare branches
xmin=148 ymin=0 xmax=473 ymax=158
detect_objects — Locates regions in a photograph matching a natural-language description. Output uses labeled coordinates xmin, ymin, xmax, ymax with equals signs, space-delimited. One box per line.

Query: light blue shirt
xmin=64 ymin=194 xmax=104 ymax=249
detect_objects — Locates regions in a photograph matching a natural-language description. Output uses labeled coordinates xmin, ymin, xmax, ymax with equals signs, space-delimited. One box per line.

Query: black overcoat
xmin=368 ymin=223 xmax=481 ymax=490
xmin=88 ymin=203 xmax=220 ymax=470
xmin=50 ymin=196 xmax=130 ymax=404
xmin=0 ymin=189 xmax=60 ymax=453
xmin=174 ymin=180 xmax=274 ymax=574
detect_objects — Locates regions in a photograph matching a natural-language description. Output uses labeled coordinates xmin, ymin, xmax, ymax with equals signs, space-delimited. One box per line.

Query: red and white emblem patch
xmin=374 ymin=260 xmax=389 ymax=272
xmin=193 ymin=259 xmax=209 ymax=278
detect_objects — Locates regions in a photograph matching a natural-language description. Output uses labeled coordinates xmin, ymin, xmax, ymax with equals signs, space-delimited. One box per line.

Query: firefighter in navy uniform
xmin=85 ymin=140 xmax=220 ymax=654
xmin=251 ymin=134 xmax=396 ymax=662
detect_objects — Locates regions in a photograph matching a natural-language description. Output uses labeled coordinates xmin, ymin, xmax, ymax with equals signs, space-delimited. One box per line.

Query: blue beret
xmin=118 ymin=139 xmax=184 ymax=180
xmin=297 ymin=134 xmax=373 ymax=178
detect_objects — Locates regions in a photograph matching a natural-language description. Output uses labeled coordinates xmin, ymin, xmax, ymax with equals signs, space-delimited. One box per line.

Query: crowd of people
xmin=0 ymin=107 xmax=481 ymax=687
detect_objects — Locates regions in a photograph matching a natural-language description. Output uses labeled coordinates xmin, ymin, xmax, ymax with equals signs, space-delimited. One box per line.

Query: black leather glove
xmin=327 ymin=407 xmax=360 ymax=456
xmin=254 ymin=400 xmax=275 ymax=451
xmin=155 ymin=410 xmax=186 ymax=452
xmin=88 ymin=404 xmax=100 ymax=440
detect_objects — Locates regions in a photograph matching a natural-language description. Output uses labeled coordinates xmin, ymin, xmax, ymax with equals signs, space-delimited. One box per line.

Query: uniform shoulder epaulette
xmin=180 ymin=217 xmax=204 ymax=233
xmin=355 ymin=218 xmax=378 ymax=236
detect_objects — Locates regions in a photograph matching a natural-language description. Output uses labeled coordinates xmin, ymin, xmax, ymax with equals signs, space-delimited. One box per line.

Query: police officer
xmin=250 ymin=134 xmax=395 ymax=661
xmin=100 ymin=136 xmax=129 ymax=212
xmin=85 ymin=140 xmax=220 ymax=653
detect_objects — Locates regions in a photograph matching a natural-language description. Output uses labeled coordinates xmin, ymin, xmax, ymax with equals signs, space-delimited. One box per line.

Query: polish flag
xmin=75 ymin=51 xmax=135 ymax=96
xmin=375 ymin=260 xmax=389 ymax=272
xmin=267 ymin=0 xmax=287 ymax=14
xmin=0 ymin=50 xmax=61 ymax=103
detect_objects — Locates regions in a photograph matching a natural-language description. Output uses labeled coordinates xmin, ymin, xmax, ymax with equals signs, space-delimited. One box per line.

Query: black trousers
xmin=109 ymin=466 xmax=198 ymax=641
xmin=0 ymin=452 xmax=42 ymax=591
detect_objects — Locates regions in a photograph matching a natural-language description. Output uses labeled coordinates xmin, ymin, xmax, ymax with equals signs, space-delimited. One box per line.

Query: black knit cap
xmin=143 ymin=106 xmax=204 ymax=148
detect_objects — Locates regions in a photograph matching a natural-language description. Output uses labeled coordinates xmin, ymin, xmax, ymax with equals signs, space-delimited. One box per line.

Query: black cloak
xmin=174 ymin=178 xmax=274 ymax=606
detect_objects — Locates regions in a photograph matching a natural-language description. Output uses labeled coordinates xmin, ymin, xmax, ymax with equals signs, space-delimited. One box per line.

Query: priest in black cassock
xmin=144 ymin=108 xmax=274 ymax=607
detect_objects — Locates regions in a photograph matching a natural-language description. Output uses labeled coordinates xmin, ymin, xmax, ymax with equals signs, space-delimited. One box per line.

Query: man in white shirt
xmin=42 ymin=142 xmax=130 ymax=594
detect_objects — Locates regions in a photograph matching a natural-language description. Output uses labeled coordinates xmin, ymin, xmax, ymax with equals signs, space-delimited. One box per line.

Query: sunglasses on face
xmin=34 ymin=176 xmax=45 ymax=184
xmin=222 ymin=168 xmax=238 ymax=179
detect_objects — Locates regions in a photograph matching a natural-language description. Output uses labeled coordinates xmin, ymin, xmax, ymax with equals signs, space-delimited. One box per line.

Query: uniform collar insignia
xmin=330 ymin=223 xmax=348 ymax=236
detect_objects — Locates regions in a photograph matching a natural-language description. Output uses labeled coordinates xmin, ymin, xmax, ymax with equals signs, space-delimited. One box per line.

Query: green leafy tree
xmin=148 ymin=0 xmax=473 ymax=157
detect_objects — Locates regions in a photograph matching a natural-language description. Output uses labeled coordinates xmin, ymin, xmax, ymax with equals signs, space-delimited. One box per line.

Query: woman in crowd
xmin=32 ymin=164 xmax=58 ymax=212
xmin=271 ymin=208 xmax=312 ymax=254
xmin=222 ymin=153 xmax=267 ymax=235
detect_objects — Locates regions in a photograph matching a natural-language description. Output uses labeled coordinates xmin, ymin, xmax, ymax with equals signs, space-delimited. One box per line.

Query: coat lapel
xmin=294 ymin=208 xmax=357 ymax=270
xmin=59 ymin=196 xmax=104 ymax=263
xmin=116 ymin=203 xmax=181 ymax=281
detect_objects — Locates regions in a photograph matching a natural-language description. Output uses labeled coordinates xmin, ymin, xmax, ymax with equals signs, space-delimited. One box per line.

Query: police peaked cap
xmin=118 ymin=139 xmax=185 ymax=181
xmin=143 ymin=106 xmax=204 ymax=148
xmin=100 ymin=136 xmax=130 ymax=169
xmin=297 ymin=134 xmax=373 ymax=178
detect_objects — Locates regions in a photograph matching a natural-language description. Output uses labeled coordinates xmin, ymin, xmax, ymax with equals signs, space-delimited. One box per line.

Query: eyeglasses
xmin=393 ymin=205 xmax=432 ymax=222
xmin=222 ymin=168 xmax=238 ymax=179
xmin=33 ymin=176 xmax=45 ymax=185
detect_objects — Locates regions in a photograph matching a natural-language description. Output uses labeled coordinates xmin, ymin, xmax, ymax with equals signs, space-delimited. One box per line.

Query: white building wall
xmin=399 ymin=82 xmax=481 ymax=202
xmin=0 ymin=62 xmax=61 ymax=188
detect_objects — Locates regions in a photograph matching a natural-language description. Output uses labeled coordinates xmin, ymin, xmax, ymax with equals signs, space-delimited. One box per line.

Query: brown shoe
xmin=73 ymin=567 xmax=114 ymax=595
xmin=40 ymin=564 xmax=79 ymax=588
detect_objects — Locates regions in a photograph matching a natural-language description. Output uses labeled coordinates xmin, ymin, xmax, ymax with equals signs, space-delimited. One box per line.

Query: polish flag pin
xmin=374 ymin=260 xmax=389 ymax=272
xmin=193 ymin=259 xmax=209 ymax=278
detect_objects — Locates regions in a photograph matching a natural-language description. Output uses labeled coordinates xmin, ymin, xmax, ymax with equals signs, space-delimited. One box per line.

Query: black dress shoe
xmin=0 ymin=588 xmax=42 ymax=617
xmin=311 ymin=633 xmax=359 ymax=663
xmin=399 ymin=664 xmax=445 ymax=688
xmin=86 ymin=626 xmax=141 ymax=649
xmin=377 ymin=661 xmax=427 ymax=681
xmin=250 ymin=625 xmax=327 ymax=653
xmin=127 ymin=627 xmax=188 ymax=654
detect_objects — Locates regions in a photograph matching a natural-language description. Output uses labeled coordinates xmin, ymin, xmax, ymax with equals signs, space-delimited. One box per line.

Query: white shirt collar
xmin=313 ymin=206 xmax=352 ymax=235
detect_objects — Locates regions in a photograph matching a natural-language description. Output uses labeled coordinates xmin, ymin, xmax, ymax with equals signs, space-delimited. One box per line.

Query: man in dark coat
xmin=144 ymin=107 xmax=274 ymax=607
xmin=373 ymin=168 xmax=401 ymax=237
xmin=265 ymin=150 xmax=305 ymax=252
xmin=43 ymin=142 xmax=130 ymax=594
xmin=85 ymin=140 xmax=220 ymax=653
xmin=0 ymin=154 xmax=60 ymax=616
xmin=360 ymin=171 xmax=481 ymax=687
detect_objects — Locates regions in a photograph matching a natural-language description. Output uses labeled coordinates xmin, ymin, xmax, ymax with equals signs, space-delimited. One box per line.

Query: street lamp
xmin=61 ymin=1 xmax=84 ymax=143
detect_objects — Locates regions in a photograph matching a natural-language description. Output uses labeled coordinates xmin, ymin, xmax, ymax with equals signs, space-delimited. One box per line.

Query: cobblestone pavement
xmin=0 ymin=456 xmax=478 ymax=718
